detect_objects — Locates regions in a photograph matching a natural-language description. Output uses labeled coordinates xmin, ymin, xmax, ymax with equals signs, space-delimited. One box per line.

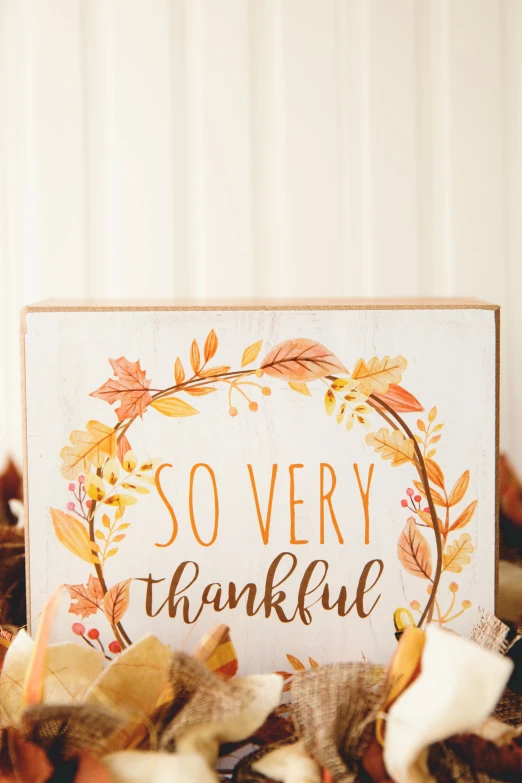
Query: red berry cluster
xmin=66 ymin=475 xmax=92 ymax=515
xmin=400 ymin=487 xmax=430 ymax=515
xmin=72 ymin=622 xmax=121 ymax=656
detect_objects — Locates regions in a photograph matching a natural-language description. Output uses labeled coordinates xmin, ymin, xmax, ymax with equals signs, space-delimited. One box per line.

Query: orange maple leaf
xmin=65 ymin=574 xmax=104 ymax=618
xmin=90 ymin=357 xmax=152 ymax=421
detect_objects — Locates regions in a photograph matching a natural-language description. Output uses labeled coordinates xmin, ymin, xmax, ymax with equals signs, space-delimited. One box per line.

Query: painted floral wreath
xmin=51 ymin=332 xmax=477 ymax=658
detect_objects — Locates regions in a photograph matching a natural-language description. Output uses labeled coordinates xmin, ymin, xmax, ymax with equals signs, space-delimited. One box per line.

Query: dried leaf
xmin=450 ymin=500 xmax=478 ymax=531
xmin=190 ymin=340 xmax=201 ymax=374
xmin=242 ymin=340 xmax=263 ymax=367
xmin=397 ymin=518 xmax=433 ymax=579
xmin=366 ymin=428 xmax=415 ymax=467
xmin=261 ymin=338 xmax=348 ymax=381
xmin=324 ymin=389 xmax=335 ymax=416
xmin=448 ymin=470 xmax=471 ymax=507
xmin=174 ymin=357 xmax=185 ymax=385
xmin=204 ymin=329 xmax=218 ymax=363
xmin=150 ymin=397 xmax=199 ymax=417
xmin=412 ymin=479 xmax=446 ymax=508
xmin=184 ymin=386 xmax=217 ymax=396
xmin=65 ymin=575 xmax=104 ymax=618
xmin=352 ymin=355 xmax=407 ymax=396
xmin=424 ymin=459 xmax=445 ymax=489
xmin=103 ymin=579 xmax=131 ymax=625
xmin=288 ymin=381 xmax=312 ymax=396
xmin=443 ymin=533 xmax=475 ymax=572
xmin=371 ymin=384 xmax=424 ymax=414
xmin=287 ymin=654 xmax=305 ymax=672
xmin=90 ymin=357 xmax=152 ymax=422
xmin=308 ymin=657 xmax=319 ymax=669
xmin=50 ymin=509 xmax=98 ymax=564
xmin=198 ymin=365 xmax=230 ymax=378
xmin=61 ymin=420 xmax=117 ymax=479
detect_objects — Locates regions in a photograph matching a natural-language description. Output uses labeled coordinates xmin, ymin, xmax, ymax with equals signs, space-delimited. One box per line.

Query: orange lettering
xmin=320 ymin=463 xmax=344 ymax=544
xmin=353 ymin=463 xmax=374 ymax=545
xmin=189 ymin=463 xmax=219 ymax=546
xmin=155 ymin=463 xmax=179 ymax=547
xmin=289 ymin=464 xmax=308 ymax=544
xmin=247 ymin=463 xmax=278 ymax=545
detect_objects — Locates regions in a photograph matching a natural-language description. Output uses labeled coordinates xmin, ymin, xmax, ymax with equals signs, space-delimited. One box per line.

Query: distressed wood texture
xmin=1 ymin=0 xmax=520 ymax=468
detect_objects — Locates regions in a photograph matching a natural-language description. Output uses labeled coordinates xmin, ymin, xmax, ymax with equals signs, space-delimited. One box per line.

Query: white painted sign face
xmin=23 ymin=302 xmax=498 ymax=672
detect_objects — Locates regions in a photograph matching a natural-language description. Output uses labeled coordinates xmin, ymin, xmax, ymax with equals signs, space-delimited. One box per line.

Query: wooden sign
xmin=22 ymin=300 xmax=499 ymax=671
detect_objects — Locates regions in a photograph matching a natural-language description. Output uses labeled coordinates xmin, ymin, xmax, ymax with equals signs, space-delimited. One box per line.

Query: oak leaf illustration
xmin=261 ymin=338 xmax=348 ymax=381
xmin=90 ymin=357 xmax=152 ymax=422
xmin=65 ymin=575 xmax=104 ymax=618
xmin=371 ymin=383 xmax=423 ymax=413
xmin=103 ymin=579 xmax=131 ymax=625
xmin=397 ymin=518 xmax=433 ymax=579
xmin=50 ymin=508 xmax=99 ymax=564
xmin=365 ymin=427 xmax=415 ymax=466
xmin=352 ymin=356 xmax=407 ymax=396
xmin=61 ymin=420 xmax=117 ymax=479
xmin=442 ymin=533 xmax=474 ymax=572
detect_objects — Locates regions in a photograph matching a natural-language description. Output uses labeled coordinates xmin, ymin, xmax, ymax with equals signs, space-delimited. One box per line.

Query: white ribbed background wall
xmin=1 ymin=0 xmax=521 ymax=471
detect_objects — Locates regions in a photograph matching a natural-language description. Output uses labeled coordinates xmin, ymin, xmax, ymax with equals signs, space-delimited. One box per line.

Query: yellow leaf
xmin=412 ymin=480 xmax=446 ymax=508
xmin=336 ymin=403 xmax=346 ymax=424
xmin=174 ymin=357 xmax=185 ymax=385
xmin=448 ymin=471 xmax=470 ymax=507
xmin=351 ymin=355 xmax=407 ymax=396
xmin=424 ymin=459 xmax=445 ymax=489
xmin=365 ymin=428 xmax=415 ymax=467
xmin=288 ymin=381 xmax=312 ymax=396
xmin=85 ymin=473 xmax=106 ymax=502
xmin=102 ymin=514 xmax=111 ymax=529
xmin=117 ymin=523 xmax=131 ymax=530
xmin=190 ymin=339 xmax=201 ymax=374
xmin=60 ymin=420 xmax=117 ymax=479
xmin=330 ymin=378 xmax=352 ymax=391
xmin=428 ymin=407 xmax=437 ymax=423
xmin=324 ymin=389 xmax=335 ymax=416
xmin=397 ymin=518 xmax=432 ymax=579
xmin=50 ymin=508 xmax=98 ymax=564
xmin=95 ymin=530 xmax=105 ymax=541
xmin=449 ymin=500 xmax=478 ymax=532
xmin=442 ymin=533 xmax=474 ymax=573
xmin=122 ymin=451 xmax=137 ymax=472
xmin=433 ymin=423 xmax=444 ymax=433
xmin=104 ymin=494 xmax=137 ymax=507
xmin=150 ymin=397 xmax=199 ymax=417
xmin=112 ymin=534 xmax=126 ymax=543
xmin=241 ymin=340 xmax=263 ymax=367
xmin=106 ymin=548 xmax=118 ymax=558
xmin=134 ymin=473 xmax=156 ymax=485
xmin=427 ymin=449 xmax=436 ymax=458
xmin=121 ymin=482 xmax=150 ymax=494
xmin=204 ymin=329 xmax=218 ymax=362
xmin=103 ymin=459 xmax=120 ymax=486
xmin=346 ymin=412 xmax=355 ymax=431
xmin=185 ymin=386 xmax=217 ymax=396
xmin=417 ymin=419 xmax=426 ymax=432
xmin=286 ymin=654 xmax=305 ymax=672
xmin=198 ymin=365 xmax=230 ymax=378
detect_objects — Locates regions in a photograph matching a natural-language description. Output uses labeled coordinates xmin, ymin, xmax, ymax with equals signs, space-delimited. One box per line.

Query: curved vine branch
xmin=368 ymin=393 xmax=443 ymax=627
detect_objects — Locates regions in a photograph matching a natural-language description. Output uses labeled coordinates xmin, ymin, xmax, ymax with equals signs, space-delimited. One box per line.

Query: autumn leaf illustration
xmin=412 ymin=479 xmax=446 ymax=507
xmin=397 ymin=518 xmax=433 ymax=579
xmin=442 ymin=533 xmax=474 ymax=573
xmin=65 ymin=575 xmax=104 ymax=618
xmin=103 ymin=579 xmax=131 ymax=625
xmin=61 ymin=420 xmax=117 ymax=479
xmin=449 ymin=500 xmax=478 ymax=532
xmin=351 ymin=356 xmax=407 ymax=396
xmin=287 ymin=381 xmax=311 ymax=396
xmin=150 ymin=397 xmax=199 ymax=417
xmin=424 ymin=459 xmax=445 ymax=489
xmin=204 ymin=329 xmax=218 ymax=363
xmin=90 ymin=357 xmax=152 ymax=422
xmin=365 ymin=428 xmax=415 ymax=467
xmin=261 ymin=338 xmax=348 ymax=381
xmin=50 ymin=508 xmax=99 ymax=564
xmin=117 ymin=434 xmax=132 ymax=467
xmin=448 ymin=471 xmax=470 ymax=507
xmin=371 ymin=384 xmax=423 ymax=413
xmin=174 ymin=357 xmax=185 ymax=384
xmin=241 ymin=340 xmax=263 ymax=367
